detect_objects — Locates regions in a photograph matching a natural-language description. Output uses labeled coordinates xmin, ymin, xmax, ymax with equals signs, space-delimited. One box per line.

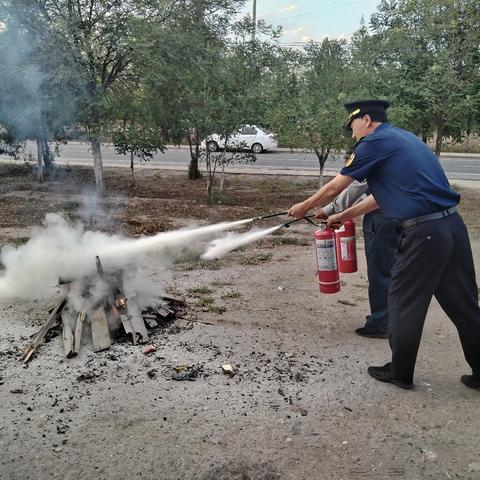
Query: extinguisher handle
xmin=303 ymin=216 xmax=324 ymax=227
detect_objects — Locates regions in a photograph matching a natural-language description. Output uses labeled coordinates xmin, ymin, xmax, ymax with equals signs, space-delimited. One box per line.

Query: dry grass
xmin=455 ymin=186 xmax=480 ymax=239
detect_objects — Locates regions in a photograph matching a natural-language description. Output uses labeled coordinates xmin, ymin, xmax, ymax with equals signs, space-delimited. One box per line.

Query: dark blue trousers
xmin=363 ymin=211 xmax=397 ymax=332
xmin=388 ymin=212 xmax=480 ymax=382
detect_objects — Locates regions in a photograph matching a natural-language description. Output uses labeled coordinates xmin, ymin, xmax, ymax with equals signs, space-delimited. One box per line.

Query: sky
xmin=242 ymin=0 xmax=381 ymax=45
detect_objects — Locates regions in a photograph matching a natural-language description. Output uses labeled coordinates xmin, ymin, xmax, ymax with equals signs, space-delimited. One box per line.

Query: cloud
xmin=281 ymin=4 xmax=297 ymax=12
xmin=283 ymin=26 xmax=305 ymax=36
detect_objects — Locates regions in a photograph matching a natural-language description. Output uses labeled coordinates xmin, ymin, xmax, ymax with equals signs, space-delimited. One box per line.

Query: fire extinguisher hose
xmin=252 ymin=210 xmax=289 ymax=221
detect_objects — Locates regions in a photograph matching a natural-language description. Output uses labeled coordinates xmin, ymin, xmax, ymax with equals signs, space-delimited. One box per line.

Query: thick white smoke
xmin=201 ymin=226 xmax=281 ymax=259
xmin=0 ymin=213 xmax=252 ymax=300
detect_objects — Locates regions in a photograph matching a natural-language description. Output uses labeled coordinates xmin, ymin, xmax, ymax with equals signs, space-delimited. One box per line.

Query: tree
xmin=106 ymin=66 xmax=166 ymax=187
xmin=1 ymin=0 xmax=178 ymax=194
xmin=202 ymin=17 xmax=281 ymax=197
xmin=0 ymin=11 xmax=77 ymax=181
xmin=0 ymin=125 xmax=23 ymax=158
xmin=267 ymin=40 xmax=352 ymax=186
xmin=141 ymin=0 xmax=248 ymax=181
xmin=362 ymin=0 xmax=480 ymax=154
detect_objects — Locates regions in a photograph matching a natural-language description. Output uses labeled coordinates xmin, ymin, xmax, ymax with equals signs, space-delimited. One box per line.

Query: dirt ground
xmin=1 ymin=163 xmax=480 ymax=480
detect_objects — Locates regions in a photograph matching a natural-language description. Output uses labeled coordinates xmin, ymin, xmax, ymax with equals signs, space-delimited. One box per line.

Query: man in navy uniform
xmin=288 ymin=99 xmax=480 ymax=391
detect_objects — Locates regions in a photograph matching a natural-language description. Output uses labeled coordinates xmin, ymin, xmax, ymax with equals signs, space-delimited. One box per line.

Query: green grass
xmin=62 ymin=200 xmax=80 ymax=210
xmin=269 ymin=235 xmax=310 ymax=246
xmin=239 ymin=253 xmax=273 ymax=266
xmin=188 ymin=285 xmax=213 ymax=296
xmin=0 ymin=236 xmax=30 ymax=248
xmin=207 ymin=304 xmax=226 ymax=314
xmin=171 ymin=248 xmax=222 ymax=271
xmin=208 ymin=190 xmax=238 ymax=206
xmin=210 ymin=281 xmax=233 ymax=288
xmin=195 ymin=294 xmax=226 ymax=314
xmin=221 ymin=291 xmax=242 ymax=299
xmin=196 ymin=295 xmax=215 ymax=306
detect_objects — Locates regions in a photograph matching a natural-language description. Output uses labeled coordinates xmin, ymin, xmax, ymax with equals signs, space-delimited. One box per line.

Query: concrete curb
xmin=161 ymin=145 xmax=480 ymax=159
xmin=1 ymin=158 xmax=479 ymax=189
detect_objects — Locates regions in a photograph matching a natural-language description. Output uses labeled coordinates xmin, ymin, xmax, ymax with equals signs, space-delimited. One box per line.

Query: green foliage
xmin=1 ymin=0 xmax=479 ymax=184
xmin=0 ymin=125 xmax=23 ymax=157
xmin=358 ymin=0 xmax=480 ymax=152
xmin=265 ymin=39 xmax=352 ymax=185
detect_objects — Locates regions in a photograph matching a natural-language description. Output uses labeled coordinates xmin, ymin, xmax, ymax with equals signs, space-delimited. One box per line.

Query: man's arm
xmin=288 ymin=174 xmax=354 ymax=218
xmin=320 ymin=180 xmax=369 ymax=218
xmin=326 ymin=194 xmax=379 ymax=227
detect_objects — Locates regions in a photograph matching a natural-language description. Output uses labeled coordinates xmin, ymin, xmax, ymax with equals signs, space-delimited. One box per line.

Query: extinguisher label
xmin=315 ymin=239 xmax=337 ymax=270
xmin=340 ymin=236 xmax=356 ymax=260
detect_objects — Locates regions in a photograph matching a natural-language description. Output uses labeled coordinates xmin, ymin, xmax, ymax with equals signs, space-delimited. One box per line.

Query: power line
xmin=260 ymin=0 xmax=370 ymax=21
xmin=257 ymin=3 xmax=294 ymax=13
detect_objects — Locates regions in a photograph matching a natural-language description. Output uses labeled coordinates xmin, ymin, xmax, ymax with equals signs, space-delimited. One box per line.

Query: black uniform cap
xmin=344 ymin=99 xmax=390 ymax=131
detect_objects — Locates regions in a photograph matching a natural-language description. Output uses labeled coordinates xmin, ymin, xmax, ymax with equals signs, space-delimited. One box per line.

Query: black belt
xmin=399 ymin=206 xmax=457 ymax=230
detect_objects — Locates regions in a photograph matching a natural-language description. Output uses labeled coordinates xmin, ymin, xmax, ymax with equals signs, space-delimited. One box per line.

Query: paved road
xmin=10 ymin=141 xmax=480 ymax=180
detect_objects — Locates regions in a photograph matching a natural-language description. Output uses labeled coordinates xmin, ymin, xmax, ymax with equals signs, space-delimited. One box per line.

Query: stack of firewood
xmin=20 ymin=256 xmax=185 ymax=363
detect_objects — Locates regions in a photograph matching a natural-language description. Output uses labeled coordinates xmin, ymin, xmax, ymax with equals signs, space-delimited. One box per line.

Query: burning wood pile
xmin=20 ymin=256 xmax=184 ymax=363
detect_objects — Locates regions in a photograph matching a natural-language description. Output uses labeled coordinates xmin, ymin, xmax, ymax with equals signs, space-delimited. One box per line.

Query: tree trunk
xmin=207 ymin=175 xmax=212 ymax=198
xmin=41 ymin=139 xmax=52 ymax=169
xmin=318 ymin=164 xmax=324 ymax=188
xmin=188 ymin=130 xmax=201 ymax=180
xmin=36 ymin=138 xmax=44 ymax=183
xmin=434 ymin=114 xmax=445 ymax=157
xmin=219 ymin=146 xmax=227 ymax=192
xmin=91 ymin=137 xmax=106 ymax=196
xmin=314 ymin=149 xmax=326 ymax=187
xmin=219 ymin=162 xmax=225 ymax=192
xmin=130 ymin=151 xmax=135 ymax=187
xmin=205 ymin=150 xmax=214 ymax=199
xmin=40 ymin=122 xmax=52 ymax=169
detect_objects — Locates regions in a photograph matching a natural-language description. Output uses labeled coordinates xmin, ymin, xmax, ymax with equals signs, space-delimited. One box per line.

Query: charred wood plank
xmin=119 ymin=314 xmax=136 ymax=344
xmin=20 ymin=293 xmax=68 ymax=363
xmin=90 ymin=307 xmax=111 ymax=352
xmin=160 ymin=294 xmax=185 ymax=305
xmin=46 ymin=284 xmax=72 ymax=313
xmin=74 ymin=310 xmax=86 ymax=354
xmin=62 ymin=317 xmax=75 ymax=358
xmin=142 ymin=314 xmax=158 ymax=329
xmin=156 ymin=306 xmax=174 ymax=317
xmin=126 ymin=298 xmax=149 ymax=344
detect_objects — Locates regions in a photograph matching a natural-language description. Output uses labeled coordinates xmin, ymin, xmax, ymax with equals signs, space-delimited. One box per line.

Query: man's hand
xmin=327 ymin=213 xmax=343 ymax=229
xmin=288 ymin=202 xmax=310 ymax=219
xmin=314 ymin=209 xmax=327 ymax=220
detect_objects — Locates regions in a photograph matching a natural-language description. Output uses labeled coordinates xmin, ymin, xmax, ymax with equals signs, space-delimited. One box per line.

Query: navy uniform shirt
xmin=340 ymin=123 xmax=460 ymax=221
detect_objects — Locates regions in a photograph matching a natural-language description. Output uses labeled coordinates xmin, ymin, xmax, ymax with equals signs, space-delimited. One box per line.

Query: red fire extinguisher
xmin=314 ymin=226 xmax=340 ymax=294
xmin=335 ymin=219 xmax=358 ymax=273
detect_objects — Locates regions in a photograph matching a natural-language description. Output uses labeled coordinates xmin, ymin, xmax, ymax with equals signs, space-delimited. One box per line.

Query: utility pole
xmin=252 ymin=0 xmax=257 ymax=41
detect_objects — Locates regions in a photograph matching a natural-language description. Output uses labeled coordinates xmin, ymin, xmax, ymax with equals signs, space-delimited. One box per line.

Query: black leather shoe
xmin=367 ymin=364 xmax=414 ymax=390
xmin=461 ymin=375 xmax=480 ymax=390
xmin=355 ymin=326 xmax=388 ymax=339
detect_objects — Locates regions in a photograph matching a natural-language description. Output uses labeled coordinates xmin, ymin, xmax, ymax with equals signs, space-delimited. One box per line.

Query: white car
xmin=205 ymin=125 xmax=278 ymax=153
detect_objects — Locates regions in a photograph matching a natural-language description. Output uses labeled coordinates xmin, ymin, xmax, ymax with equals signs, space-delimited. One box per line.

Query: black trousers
xmin=363 ymin=211 xmax=396 ymax=332
xmin=388 ymin=212 xmax=480 ymax=383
